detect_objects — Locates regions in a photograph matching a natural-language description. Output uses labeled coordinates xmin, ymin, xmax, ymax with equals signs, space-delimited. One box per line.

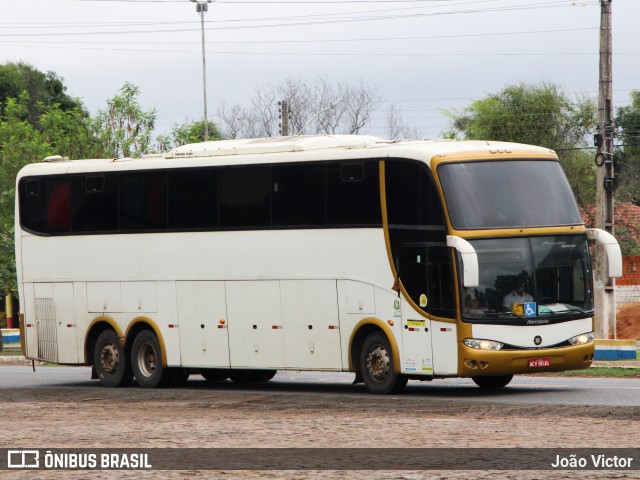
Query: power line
xmin=0 ymin=26 xmax=598 ymax=44
xmin=2 ymin=1 xmax=597 ymax=36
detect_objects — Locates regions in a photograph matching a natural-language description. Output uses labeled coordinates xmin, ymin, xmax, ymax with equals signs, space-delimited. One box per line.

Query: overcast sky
xmin=2 ymin=0 xmax=639 ymax=140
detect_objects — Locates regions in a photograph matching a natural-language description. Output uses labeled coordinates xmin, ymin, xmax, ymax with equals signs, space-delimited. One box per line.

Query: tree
xmin=0 ymin=62 xmax=82 ymax=127
xmin=156 ymin=120 xmax=222 ymax=151
xmin=384 ymin=104 xmax=421 ymax=140
xmin=216 ymin=77 xmax=381 ymax=139
xmin=94 ymin=82 xmax=156 ymax=158
xmin=0 ymin=91 xmax=97 ymax=295
xmin=445 ymin=82 xmax=598 ymax=206
xmin=614 ymin=90 xmax=640 ymax=204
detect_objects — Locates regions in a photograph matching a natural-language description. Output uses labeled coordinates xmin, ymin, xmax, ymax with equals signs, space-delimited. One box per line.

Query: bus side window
xmin=327 ymin=161 xmax=381 ymax=226
xmin=168 ymin=169 xmax=218 ymax=229
xmin=426 ymin=245 xmax=456 ymax=319
xmin=397 ymin=244 xmax=428 ymax=311
xmin=219 ymin=166 xmax=271 ymax=228
xmin=19 ymin=178 xmax=46 ymax=232
xmin=47 ymin=178 xmax=71 ymax=232
xmin=72 ymin=174 xmax=118 ymax=232
xmin=119 ymin=172 xmax=167 ymax=231
xmin=272 ymin=163 xmax=325 ymax=227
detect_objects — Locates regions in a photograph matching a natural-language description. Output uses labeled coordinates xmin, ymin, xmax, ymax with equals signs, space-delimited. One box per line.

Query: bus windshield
xmin=461 ymin=235 xmax=593 ymax=322
xmin=438 ymin=160 xmax=582 ymax=229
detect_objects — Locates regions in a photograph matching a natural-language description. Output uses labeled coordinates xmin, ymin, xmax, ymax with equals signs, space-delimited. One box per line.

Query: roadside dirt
xmin=617 ymin=303 xmax=640 ymax=339
xmin=1 ymin=382 xmax=639 ymax=480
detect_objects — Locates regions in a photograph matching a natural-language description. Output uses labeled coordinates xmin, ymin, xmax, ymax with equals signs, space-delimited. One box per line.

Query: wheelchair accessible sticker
xmin=524 ymin=302 xmax=537 ymax=317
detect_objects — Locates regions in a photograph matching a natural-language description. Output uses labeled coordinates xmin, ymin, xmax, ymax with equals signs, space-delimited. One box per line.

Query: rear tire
xmin=229 ymin=369 xmax=277 ymax=383
xmin=472 ymin=375 xmax=514 ymax=389
xmin=359 ymin=331 xmax=407 ymax=395
xmin=94 ymin=329 xmax=133 ymax=387
xmin=131 ymin=330 xmax=171 ymax=388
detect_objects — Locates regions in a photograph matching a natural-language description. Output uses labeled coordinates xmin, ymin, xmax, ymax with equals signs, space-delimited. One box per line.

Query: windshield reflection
xmin=462 ymin=235 xmax=593 ymax=321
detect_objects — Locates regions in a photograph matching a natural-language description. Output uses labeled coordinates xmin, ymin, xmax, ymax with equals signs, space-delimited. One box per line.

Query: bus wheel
xmin=94 ymin=329 xmax=133 ymax=387
xmin=229 ymin=369 xmax=277 ymax=383
xmin=201 ymin=369 xmax=230 ymax=382
xmin=131 ymin=330 xmax=169 ymax=388
xmin=472 ymin=375 xmax=514 ymax=389
xmin=360 ymin=331 xmax=407 ymax=395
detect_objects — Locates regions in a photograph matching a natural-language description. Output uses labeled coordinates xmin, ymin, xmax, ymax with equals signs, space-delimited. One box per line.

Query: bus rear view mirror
xmin=446 ymin=235 xmax=479 ymax=287
xmin=586 ymin=228 xmax=622 ymax=278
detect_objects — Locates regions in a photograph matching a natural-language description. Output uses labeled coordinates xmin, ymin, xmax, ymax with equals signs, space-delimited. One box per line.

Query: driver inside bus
xmin=502 ymin=277 xmax=533 ymax=311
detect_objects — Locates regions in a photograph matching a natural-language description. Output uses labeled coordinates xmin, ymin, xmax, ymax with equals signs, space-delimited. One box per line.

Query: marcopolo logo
xmin=8 ymin=450 xmax=40 ymax=469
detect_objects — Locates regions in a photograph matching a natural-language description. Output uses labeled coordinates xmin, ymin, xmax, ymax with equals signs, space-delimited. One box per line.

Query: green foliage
xmin=446 ymin=82 xmax=597 ymax=207
xmin=94 ymin=82 xmax=157 ymax=158
xmin=614 ymin=90 xmax=640 ymax=204
xmin=156 ymin=120 xmax=222 ymax=152
xmin=0 ymin=62 xmax=82 ymax=127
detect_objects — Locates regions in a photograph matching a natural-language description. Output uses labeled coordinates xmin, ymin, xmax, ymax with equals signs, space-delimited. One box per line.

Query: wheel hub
xmin=137 ymin=342 xmax=157 ymax=378
xmin=100 ymin=344 xmax=119 ymax=374
xmin=366 ymin=345 xmax=390 ymax=381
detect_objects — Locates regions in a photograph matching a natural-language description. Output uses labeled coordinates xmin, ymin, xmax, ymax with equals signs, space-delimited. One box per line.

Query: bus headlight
xmin=568 ymin=332 xmax=595 ymax=346
xmin=463 ymin=339 xmax=504 ymax=351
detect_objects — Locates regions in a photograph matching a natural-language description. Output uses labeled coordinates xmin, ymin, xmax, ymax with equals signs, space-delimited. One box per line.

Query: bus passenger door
xmin=33 ymin=283 xmax=79 ymax=364
xmin=176 ymin=281 xmax=230 ymax=368
xmin=397 ymin=245 xmax=434 ymax=375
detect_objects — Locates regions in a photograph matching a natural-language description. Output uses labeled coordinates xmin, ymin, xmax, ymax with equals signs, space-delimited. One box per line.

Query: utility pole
xmin=279 ymin=100 xmax=290 ymax=136
xmin=594 ymin=0 xmax=615 ymax=339
xmin=190 ymin=0 xmax=212 ymax=141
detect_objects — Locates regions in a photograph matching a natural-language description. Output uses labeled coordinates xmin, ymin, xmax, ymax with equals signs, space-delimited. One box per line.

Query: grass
xmin=0 ymin=346 xmax=22 ymax=357
xmin=549 ymin=367 xmax=640 ymax=378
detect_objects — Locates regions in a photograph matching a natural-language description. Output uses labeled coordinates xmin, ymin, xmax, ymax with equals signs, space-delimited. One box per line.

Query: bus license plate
xmin=529 ymin=357 xmax=550 ymax=368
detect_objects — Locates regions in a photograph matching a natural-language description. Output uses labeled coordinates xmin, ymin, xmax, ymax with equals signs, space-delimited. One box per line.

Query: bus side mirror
xmin=446 ymin=235 xmax=479 ymax=287
xmin=586 ymin=228 xmax=623 ymax=278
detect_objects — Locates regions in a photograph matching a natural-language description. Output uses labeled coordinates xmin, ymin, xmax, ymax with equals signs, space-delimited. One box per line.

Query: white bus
xmin=15 ymin=135 xmax=622 ymax=394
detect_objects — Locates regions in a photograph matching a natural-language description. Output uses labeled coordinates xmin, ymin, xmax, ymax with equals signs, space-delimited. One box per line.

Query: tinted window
xmin=220 ymin=166 xmax=271 ymax=228
xmin=438 ymin=160 xmax=582 ymax=229
xmin=272 ymin=163 xmax=325 ymax=227
xmin=72 ymin=175 xmax=118 ymax=232
xmin=169 ymin=169 xmax=218 ymax=229
xmin=47 ymin=178 xmax=71 ymax=233
xmin=119 ymin=172 xmax=167 ymax=231
xmin=386 ymin=160 xmax=444 ymax=228
xmin=327 ymin=162 xmax=381 ymax=226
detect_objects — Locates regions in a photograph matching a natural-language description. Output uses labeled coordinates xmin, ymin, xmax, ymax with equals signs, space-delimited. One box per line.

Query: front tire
xmin=360 ymin=331 xmax=407 ymax=394
xmin=131 ymin=330 xmax=170 ymax=388
xmin=94 ymin=329 xmax=133 ymax=387
xmin=472 ymin=375 xmax=514 ymax=389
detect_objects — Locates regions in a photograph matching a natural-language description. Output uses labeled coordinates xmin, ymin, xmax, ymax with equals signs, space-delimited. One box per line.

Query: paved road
xmin=1 ymin=366 xmax=638 ymax=407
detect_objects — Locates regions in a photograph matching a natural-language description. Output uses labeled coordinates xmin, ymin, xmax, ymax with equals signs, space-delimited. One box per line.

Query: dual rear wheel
xmin=94 ymin=328 xmax=276 ymax=388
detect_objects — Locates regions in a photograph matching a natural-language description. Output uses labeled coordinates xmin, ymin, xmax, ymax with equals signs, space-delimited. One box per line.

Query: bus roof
xmin=17 ymin=135 xmax=557 ymax=178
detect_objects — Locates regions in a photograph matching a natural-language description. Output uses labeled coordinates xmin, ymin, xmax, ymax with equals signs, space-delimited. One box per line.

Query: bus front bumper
xmin=458 ymin=342 xmax=595 ymax=377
